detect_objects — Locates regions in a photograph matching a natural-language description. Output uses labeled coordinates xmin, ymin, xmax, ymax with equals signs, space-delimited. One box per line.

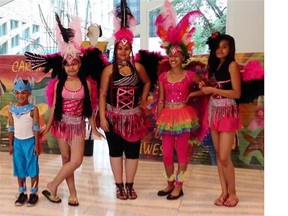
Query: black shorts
xmin=105 ymin=129 xmax=141 ymax=159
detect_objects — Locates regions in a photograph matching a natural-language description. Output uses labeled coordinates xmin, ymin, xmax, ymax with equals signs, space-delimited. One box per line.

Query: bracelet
xmin=32 ymin=123 xmax=40 ymax=131
xmin=8 ymin=126 xmax=14 ymax=132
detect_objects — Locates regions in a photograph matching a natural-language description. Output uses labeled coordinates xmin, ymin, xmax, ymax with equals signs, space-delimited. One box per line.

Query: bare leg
xmin=218 ymin=132 xmax=238 ymax=206
xmin=110 ymin=156 xmax=128 ymax=200
xmin=125 ymin=158 xmax=138 ymax=183
xmin=125 ymin=158 xmax=139 ymax=199
xmin=17 ymin=178 xmax=26 ymax=192
xmin=31 ymin=175 xmax=39 ymax=191
xmin=110 ymin=156 xmax=123 ymax=183
xmin=47 ymin=137 xmax=84 ymax=198
xmin=210 ymin=129 xmax=229 ymax=203
xmin=58 ymin=139 xmax=77 ymax=199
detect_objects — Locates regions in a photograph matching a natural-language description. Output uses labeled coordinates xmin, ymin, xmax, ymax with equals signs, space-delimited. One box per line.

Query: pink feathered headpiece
xmin=112 ymin=0 xmax=137 ymax=44
xmin=55 ymin=13 xmax=83 ymax=65
xmin=155 ymin=0 xmax=202 ymax=57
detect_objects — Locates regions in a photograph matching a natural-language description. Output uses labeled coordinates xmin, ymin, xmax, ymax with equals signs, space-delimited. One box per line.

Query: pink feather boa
xmin=46 ymin=78 xmax=58 ymax=108
xmin=241 ymin=60 xmax=264 ymax=81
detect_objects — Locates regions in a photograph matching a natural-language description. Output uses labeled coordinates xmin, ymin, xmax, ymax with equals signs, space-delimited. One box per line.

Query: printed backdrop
xmin=0 ymin=53 xmax=264 ymax=169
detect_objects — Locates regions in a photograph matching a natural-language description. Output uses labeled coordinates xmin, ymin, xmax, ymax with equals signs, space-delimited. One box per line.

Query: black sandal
xmin=125 ymin=183 xmax=137 ymax=200
xmin=115 ymin=183 xmax=128 ymax=200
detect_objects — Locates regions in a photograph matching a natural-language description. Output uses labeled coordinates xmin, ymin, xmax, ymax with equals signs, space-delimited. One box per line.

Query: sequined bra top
xmin=62 ymin=85 xmax=84 ymax=116
xmin=159 ymin=70 xmax=196 ymax=103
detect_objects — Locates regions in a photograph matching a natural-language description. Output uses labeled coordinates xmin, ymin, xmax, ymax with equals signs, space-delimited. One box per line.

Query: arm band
xmin=32 ymin=123 xmax=40 ymax=131
xmin=8 ymin=126 xmax=14 ymax=132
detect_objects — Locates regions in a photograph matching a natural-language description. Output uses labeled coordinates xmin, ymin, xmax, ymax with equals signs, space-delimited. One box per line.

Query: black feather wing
xmin=81 ymin=47 xmax=109 ymax=87
xmin=25 ymin=51 xmax=63 ymax=77
xmin=135 ymin=49 xmax=165 ymax=91
xmin=236 ymin=78 xmax=264 ymax=104
xmin=236 ymin=60 xmax=265 ymax=104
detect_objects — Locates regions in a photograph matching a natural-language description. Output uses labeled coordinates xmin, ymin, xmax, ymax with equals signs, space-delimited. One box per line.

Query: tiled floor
xmin=0 ymin=140 xmax=264 ymax=216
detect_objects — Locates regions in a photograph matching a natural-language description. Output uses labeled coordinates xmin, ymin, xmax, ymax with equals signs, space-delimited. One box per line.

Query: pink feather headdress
xmin=155 ymin=0 xmax=202 ymax=56
xmin=112 ymin=0 xmax=137 ymax=44
xmin=55 ymin=13 xmax=83 ymax=65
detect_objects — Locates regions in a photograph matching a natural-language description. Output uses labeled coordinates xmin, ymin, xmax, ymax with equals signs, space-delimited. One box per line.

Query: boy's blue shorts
xmin=13 ymin=137 xmax=39 ymax=178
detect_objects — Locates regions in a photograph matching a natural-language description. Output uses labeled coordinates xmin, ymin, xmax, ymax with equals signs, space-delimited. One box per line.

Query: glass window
xmin=0 ymin=42 xmax=8 ymax=54
xmin=32 ymin=25 xmax=39 ymax=33
xmin=22 ymin=28 xmax=30 ymax=38
xmin=0 ymin=23 xmax=7 ymax=36
xmin=10 ymin=20 xmax=19 ymax=29
xmin=11 ymin=34 xmax=19 ymax=47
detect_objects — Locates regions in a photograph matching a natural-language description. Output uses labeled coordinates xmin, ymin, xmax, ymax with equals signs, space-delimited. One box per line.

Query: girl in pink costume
xmin=155 ymin=0 xmax=203 ymax=200
xmin=156 ymin=46 xmax=203 ymax=200
xmin=99 ymin=0 xmax=151 ymax=200
xmin=25 ymin=14 xmax=106 ymax=206
xmin=200 ymin=32 xmax=241 ymax=207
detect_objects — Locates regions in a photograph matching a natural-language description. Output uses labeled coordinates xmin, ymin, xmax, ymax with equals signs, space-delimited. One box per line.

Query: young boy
xmin=8 ymin=77 xmax=41 ymax=207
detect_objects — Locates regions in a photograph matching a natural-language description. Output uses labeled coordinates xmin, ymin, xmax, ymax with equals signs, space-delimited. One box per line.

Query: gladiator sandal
xmin=125 ymin=183 xmax=137 ymax=200
xmin=157 ymin=174 xmax=175 ymax=196
xmin=167 ymin=171 xmax=186 ymax=200
xmin=115 ymin=183 xmax=128 ymax=200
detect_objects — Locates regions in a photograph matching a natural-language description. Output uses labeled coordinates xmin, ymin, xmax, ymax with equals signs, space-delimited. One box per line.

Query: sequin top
xmin=159 ymin=70 xmax=196 ymax=103
xmin=62 ymin=85 xmax=84 ymax=116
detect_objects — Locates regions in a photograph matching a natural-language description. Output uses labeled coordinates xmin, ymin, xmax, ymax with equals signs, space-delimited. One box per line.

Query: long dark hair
xmin=54 ymin=64 xmax=92 ymax=121
xmin=207 ymin=34 xmax=236 ymax=77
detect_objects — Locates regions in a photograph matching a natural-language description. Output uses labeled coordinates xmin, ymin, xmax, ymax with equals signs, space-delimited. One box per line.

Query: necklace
xmin=67 ymin=75 xmax=78 ymax=81
xmin=117 ymin=60 xmax=129 ymax=66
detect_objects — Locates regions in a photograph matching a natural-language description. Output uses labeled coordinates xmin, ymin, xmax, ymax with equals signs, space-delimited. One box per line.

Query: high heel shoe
xmin=166 ymin=189 xmax=184 ymax=200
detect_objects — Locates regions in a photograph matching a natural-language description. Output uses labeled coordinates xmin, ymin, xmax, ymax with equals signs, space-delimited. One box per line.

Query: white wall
xmin=226 ymin=0 xmax=264 ymax=53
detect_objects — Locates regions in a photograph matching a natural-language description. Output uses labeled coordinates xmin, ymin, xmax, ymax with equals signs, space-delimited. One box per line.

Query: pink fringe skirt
xmin=106 ymin=104 xmax=148 ymax=142
xmin=51 ymin=114 xmax=86 ymax=141
xmin=207 ymin=97 xmax=242 ymax=132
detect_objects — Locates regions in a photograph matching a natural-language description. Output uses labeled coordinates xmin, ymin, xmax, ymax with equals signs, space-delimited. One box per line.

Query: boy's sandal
xmin=42 ymin=190 xmax=61 ymax=203
xmin=68 ymin=197 xmax=79 ymax=206
xmin=214 ymin=195 xmax=228 ymax=206
xmin=223 ymin=197 xmax=239 ymax=207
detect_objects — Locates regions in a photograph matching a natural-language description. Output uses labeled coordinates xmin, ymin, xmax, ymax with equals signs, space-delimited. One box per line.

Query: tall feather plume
xmin=113 ymin=0 xmax=137 ymax=43
xmin=173 ymin=10 xmax=202 ymax=44
xmin=155 ymin=0 xmax=202 ymax=55
xmin=115 ymin=0 xmax=134 ymax=29
xmin=154 ymin=0 xmax=177 ymax=44
xmin=68 ymin=16 xmax=82 ymax=51
xmin=55 ymin=13 xmax=75 ymax=43
xmin=55 ymin=13 xmax=83 ymax=65
xmin=155 ymin=0 xmax=176 ymax=30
